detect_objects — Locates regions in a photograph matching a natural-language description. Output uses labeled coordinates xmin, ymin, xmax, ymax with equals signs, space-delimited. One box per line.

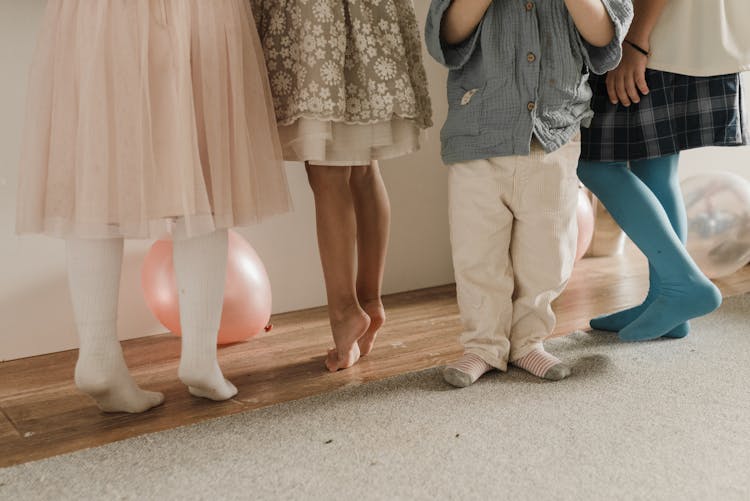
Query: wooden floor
xmin=2 ymin=251 xmax=749 ymax=467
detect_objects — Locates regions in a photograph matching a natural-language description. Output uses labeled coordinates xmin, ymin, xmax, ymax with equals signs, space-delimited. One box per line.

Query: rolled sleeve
xmin=580 ymin=0 xmax=633 ymax=75
xmin=425 ymin=0 xmax=484 ymax=70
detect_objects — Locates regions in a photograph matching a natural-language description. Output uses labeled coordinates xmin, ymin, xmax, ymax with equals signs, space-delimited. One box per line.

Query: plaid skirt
xmin=581 ymin=70 xmax=747 ymax=162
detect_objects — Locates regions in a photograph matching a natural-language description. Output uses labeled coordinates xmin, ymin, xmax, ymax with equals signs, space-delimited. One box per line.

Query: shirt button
xmin=525 ymin=2 xmax=534 ymax=11
xmin=527 ymin=52 xmax=536 ymax=63
xmin=527 ymin=102 xmax=536 ymax=112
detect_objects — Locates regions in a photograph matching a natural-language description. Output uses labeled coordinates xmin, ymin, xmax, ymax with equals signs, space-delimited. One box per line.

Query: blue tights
xmin=577 ymin=155 xmax=722 ymax=341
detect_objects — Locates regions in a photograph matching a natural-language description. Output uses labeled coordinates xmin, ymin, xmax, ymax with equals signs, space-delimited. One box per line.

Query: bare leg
xmin=306 ymin=164 xmax=370 ymax=371
xmin=349 ymin=161 xmax=391 ymax=356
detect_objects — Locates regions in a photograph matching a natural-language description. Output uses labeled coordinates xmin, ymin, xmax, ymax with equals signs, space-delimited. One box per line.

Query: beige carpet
xmin=2 ymin=295 xmax=749 ymax=501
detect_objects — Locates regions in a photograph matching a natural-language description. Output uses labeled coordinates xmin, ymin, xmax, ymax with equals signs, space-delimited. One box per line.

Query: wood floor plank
xmin=552 ymin=250 xmax=649 ymax=336
xmin=0 ymin=409 xmax=20 ymax=441
xmin=0 ymin=334 xmax=182 ymax=400
xmin=0 ymin=392 xmax=246 ymax=467
xmin=1 ymin=253 xmax=748 ymax=467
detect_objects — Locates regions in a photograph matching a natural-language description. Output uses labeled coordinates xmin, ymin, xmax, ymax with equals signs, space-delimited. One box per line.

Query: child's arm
xmin=625 ymin=0 xmax=668 ymax=50
xmin=574 ymin=0 xmax=633 ymax=76
xmin=565 ymin=0 xmax=616 ymax=47
xmin=605 ymin=0 xmax=669 ymax=106
xmin=425 ymin=0 xmax=489 ymax=70
xmin=441 ymin=0 xmax=493 ymax=46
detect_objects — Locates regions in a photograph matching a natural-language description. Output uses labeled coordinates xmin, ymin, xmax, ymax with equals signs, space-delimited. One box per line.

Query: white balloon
xmin=682 ymin=171 xmax=750 ymax=279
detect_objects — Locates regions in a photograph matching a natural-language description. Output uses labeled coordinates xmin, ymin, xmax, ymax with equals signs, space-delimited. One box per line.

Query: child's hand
xmin=605 ymin=42 xmax=650 ymax=107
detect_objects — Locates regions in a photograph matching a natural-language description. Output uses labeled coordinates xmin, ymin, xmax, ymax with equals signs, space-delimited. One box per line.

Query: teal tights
xmin=577 ymin=155 xmax=722 ymax=341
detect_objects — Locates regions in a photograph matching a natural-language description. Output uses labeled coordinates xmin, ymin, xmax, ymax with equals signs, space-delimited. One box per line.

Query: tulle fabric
xmin=16 ymin=0 xmax=291 ymax=239
xmin=279 ymin=117 xmax=424 ymax=166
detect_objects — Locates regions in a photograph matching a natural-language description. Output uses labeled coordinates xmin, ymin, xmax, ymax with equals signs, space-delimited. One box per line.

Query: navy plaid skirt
xmin=581 ymin=70 xmax=747 ymax=162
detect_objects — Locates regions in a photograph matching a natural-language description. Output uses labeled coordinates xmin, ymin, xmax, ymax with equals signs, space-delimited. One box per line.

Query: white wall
xmin=0 ymin=0 xmax=453 ymax=361
xmin=680 ymin=146 xmax=750 ymax=181
xmin=1 ymin=1 xmax=748 ymax=361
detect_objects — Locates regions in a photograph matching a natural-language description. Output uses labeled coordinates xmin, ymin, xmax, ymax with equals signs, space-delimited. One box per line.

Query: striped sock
xmin=443 ymin=353 xmax=494 ymax=388
xmin=511 ymin=348 xmax=571 ymax=381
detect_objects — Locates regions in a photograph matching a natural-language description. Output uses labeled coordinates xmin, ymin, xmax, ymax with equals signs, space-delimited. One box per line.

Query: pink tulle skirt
xmin=16 ymin=0 xmax=291 ymax=239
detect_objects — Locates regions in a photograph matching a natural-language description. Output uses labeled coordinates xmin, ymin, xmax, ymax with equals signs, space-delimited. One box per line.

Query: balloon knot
xmin=264 ymin=324 xmax=273 ymax=332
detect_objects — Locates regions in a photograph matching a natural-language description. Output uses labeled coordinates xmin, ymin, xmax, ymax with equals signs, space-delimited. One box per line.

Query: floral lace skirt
xmin=251 ymin=0 xmax=433 ymax=164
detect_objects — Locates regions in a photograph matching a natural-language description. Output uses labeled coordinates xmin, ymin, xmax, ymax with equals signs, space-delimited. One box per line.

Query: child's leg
xmin=67 ymin=238 xmax=165 ymax=413
xmin=349 ymin=161 xmax=390 ymax=357
xmin=173 ymin=227 xmax=237 ymax=400
xmin=591 ymin=154 xmax=690 ymax=338
xmin=306 ymin=164 xmax=370 ymax=372
xmin=577 ymin=161 xmax=721 ymax=342
xmin=443 ymin=158 xmax=514 ymax=388
xmin=508 ymin=143 xmax=578 ymax=380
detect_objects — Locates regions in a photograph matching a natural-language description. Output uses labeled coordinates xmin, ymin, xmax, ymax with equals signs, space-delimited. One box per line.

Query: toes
xmin=98 ymin=391 xmax=165 ymax=414
xmin=325 ymin=349 xmax=339 ymax=372
xmin=188 ymin=380 xmax=237 ymax=401
xmin=340 ymin=344 xmax=361 ymax=370
xmin=543 ymin=364 xmax=571 ymax=381
xmin=222 ymin=379 xmax=238 ymax=398
xmin=357 ymin=334 xmax=375 ymax=356
xmin=324 ymin=345 xmax=361 ymax=372
xmin=148 ymin=391 xmax=166 ymax=408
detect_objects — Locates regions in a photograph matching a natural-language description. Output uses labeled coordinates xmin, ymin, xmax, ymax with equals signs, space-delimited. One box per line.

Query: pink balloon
xmin=141 ymin=239 xmax=181 ymax=340
xmin=141 ymin=230 xmax=272 ymax=345
xmin=576 ymin=188 xmax=595 ymax=262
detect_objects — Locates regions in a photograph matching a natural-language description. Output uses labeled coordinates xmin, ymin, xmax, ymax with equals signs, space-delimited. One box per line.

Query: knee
xmin=306 ymin=165 xmax=350 ymax=194
xmin=349 ymin=162 xmax=379 ymax=187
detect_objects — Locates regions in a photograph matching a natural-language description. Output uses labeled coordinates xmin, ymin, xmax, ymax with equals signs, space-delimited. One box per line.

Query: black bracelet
xmin=625 ymin=39 xmax=650 ymax=57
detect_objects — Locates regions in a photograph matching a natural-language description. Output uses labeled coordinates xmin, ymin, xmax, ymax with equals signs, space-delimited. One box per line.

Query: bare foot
xmin=358 ymin=299 xmax=386 ymax=357
xmin=325 ymin=305 xmax=370 ymax=372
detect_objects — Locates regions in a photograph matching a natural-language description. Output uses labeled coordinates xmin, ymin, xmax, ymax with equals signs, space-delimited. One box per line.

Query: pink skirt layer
xmin=16 ymin=0 xmax=291 ymax=239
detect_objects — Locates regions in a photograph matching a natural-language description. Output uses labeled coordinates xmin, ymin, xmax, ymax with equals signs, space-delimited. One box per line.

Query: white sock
xmin=173 ymin=228 xmax=237 ymax=400
xmin=66 ymin=238 xmax=164 ymax=413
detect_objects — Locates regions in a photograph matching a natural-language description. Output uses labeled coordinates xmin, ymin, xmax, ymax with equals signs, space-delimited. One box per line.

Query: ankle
xmin=359 ymin=297 xmax=385 ymax=321
xmin=328 ymin=300 xmax=366 ymax=324
xmin=178 ymin=357 xmax=220 ymax=380
xmin=358 ymin=296 xmax=383 ymax=309
xmin=662 ymin=269 xmax=714 ymax=288
xmin=74 ymin=368 xmax=119 ymax=396
xmin=659 ymin=274 xmax=721 ymax=304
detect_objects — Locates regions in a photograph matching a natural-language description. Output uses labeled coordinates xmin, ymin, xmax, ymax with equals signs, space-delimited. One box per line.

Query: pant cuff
xmin=509 ymin=341 xmax=545 ymax=363
xmin=464 ymin=348 xmax=508 ymax=372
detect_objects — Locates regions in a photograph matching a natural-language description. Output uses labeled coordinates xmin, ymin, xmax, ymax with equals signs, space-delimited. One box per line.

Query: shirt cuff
xmin=580 ymin=0 xmax=634 ymax=75
xmin=425 ymin=0 xmax=484 ymax=70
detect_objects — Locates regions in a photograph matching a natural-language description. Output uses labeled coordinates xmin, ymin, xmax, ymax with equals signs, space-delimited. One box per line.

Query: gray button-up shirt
xmin=425 ymin=0 xmax=633 ymax=164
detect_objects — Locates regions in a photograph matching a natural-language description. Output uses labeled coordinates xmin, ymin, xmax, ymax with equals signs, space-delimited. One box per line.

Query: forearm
xmin=440 ymin=0 xmax=493 ymax=46
xmin=626 ymin=0 xmax=669 ymax=49
xmin=565 ymin=0 xmax=615 ymax=47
